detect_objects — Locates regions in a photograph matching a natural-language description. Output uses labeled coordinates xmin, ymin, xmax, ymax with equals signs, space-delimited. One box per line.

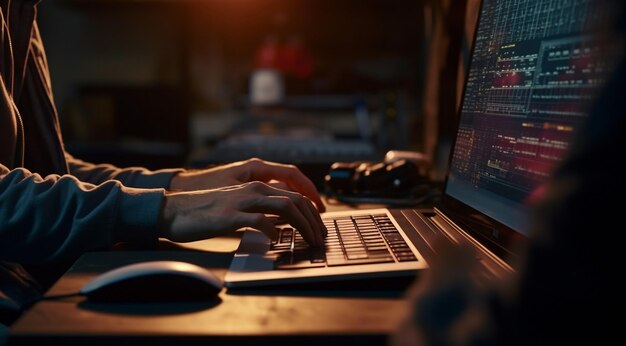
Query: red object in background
xmin=255 ymin=35 xmax=315 ymax=80
xmin=255 ymin=36 xmax=281 ymax=68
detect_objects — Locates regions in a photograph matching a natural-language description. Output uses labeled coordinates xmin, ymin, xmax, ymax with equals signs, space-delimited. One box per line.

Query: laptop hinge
xmin=431 ymin=207 xmax=514 ymax=277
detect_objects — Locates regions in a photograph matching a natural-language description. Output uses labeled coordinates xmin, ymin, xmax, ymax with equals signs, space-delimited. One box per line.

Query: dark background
xmin=37 ymin=0 xmax=429 ymax=182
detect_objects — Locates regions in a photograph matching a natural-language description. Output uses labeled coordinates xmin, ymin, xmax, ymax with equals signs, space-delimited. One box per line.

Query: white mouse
xmin=80 ymin=260 xmax=223 ymax=302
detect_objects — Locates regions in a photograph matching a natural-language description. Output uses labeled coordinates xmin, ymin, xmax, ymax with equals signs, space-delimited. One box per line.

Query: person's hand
xmin=170 ymin=158 xmax=325 ymax=212
xmin=158 ymin=181 xmax=327 ymax=247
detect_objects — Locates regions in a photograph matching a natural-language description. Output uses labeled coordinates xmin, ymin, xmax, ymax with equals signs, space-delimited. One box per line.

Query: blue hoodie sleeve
xmin=0 ymin=164 xmax=165 ymax=265
xmin=65 ymin=154 xmax=183 ymax=189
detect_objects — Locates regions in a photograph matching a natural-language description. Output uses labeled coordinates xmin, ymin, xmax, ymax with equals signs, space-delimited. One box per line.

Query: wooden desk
xmin=9 ymin=203 xmax=417 ymax=346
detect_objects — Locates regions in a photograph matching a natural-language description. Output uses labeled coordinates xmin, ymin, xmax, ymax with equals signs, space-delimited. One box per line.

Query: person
xmin=0 ymin=0 xmax=326 ymax=325
xmin=392 ymin=1 xmax=626 ymax=345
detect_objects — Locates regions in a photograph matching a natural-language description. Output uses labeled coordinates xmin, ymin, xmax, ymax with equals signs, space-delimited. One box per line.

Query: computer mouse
xmin=80 ymin=260 xmax=223 ymax=303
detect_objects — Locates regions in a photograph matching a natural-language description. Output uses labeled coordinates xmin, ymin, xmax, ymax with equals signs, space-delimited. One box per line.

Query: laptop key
xmin=274 ymin=248 xmax=327 ymax=269
xmin=346 ymin=253 xmax=369 ymax=260
xmin=275 ymin=261 xmax=326 ymax=269
xmin=329 ymin=257 xmax=394 ymax=266
xmin=397 ymin=255 xmax=418 ymax=262
xmin=326 ymin=257 xmax=348 ymax=266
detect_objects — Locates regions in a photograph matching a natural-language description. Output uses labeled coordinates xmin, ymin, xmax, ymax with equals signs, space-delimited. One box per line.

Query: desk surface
xmin=9 ymin=203 xmax=417 ymax=346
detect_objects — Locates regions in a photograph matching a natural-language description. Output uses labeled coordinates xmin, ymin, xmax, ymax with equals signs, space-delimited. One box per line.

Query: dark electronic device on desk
xmin=324 ymin=151 xmax=437 ymax=207
xmin=224 ymin=0 xmax=614 ymax=289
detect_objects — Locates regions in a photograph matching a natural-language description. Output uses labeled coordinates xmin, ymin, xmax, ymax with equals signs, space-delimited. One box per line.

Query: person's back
xmin=509 ymin=33 xmax=626 ymax=346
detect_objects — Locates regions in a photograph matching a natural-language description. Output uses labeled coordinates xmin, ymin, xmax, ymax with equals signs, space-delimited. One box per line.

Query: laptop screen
xmin=444 ymin=0 xmax=617 ymax=239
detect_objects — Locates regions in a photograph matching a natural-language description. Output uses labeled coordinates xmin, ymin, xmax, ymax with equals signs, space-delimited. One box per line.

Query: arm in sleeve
xmin=65 ymin=153 xmax=183 ymax=189
xmin=0 ymin=164 xmax=165 ymax=265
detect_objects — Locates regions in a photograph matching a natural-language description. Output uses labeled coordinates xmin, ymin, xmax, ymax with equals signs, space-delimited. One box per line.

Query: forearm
xmin=0 ymin=164 xmax=164 ymax=265
xmin=66 ymin=153 xmax=182 ymax=189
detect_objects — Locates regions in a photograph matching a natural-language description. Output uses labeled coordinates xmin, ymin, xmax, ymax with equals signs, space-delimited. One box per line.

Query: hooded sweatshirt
xmin=0 ymin=1 xmax=179 ymax=272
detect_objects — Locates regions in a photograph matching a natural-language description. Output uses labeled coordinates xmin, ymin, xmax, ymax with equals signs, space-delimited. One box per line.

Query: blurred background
xmin=38 ymin=0 xmax=477 ymax=188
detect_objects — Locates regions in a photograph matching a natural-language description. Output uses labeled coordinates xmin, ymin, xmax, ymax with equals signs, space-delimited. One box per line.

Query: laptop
xmin=224 ymin=0 xmax=616 ymax=288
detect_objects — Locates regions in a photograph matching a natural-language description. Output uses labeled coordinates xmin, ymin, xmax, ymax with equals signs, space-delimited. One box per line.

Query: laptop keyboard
xmin=270 ymin=214 xmax=418 ymax=269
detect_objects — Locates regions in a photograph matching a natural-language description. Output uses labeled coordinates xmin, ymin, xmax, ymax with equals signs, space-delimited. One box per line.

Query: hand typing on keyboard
xmin=158 ymin=158 xmax=327 ymax=247
xmin=169 ymin=158 xmax=325 ymax=212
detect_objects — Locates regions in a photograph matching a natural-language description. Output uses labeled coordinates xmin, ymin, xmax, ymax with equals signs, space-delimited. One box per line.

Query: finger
xmin=265 ymin=214 xmax=285 ymax=225
xmin=288 ymin=194 xmax=325 ymax=245
xmin=233 ymin=212 xmax=278 ymax=242
xmin=256 ymin=183 xmax=327 ymax=242
xmin=295 ymin=194 xmax=327 ymax=240
xmin=245 ymin=196 xmax=321 ymax=247
xmin=245 ymin=159 xmax=326 ymax=212
xmin=258 ymin=196 xmax=319 ymax=247
xmin=268 ymin=180 xmax=290 ymax=190
xmin=247 ymin=182 xmax=328 ymax=241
